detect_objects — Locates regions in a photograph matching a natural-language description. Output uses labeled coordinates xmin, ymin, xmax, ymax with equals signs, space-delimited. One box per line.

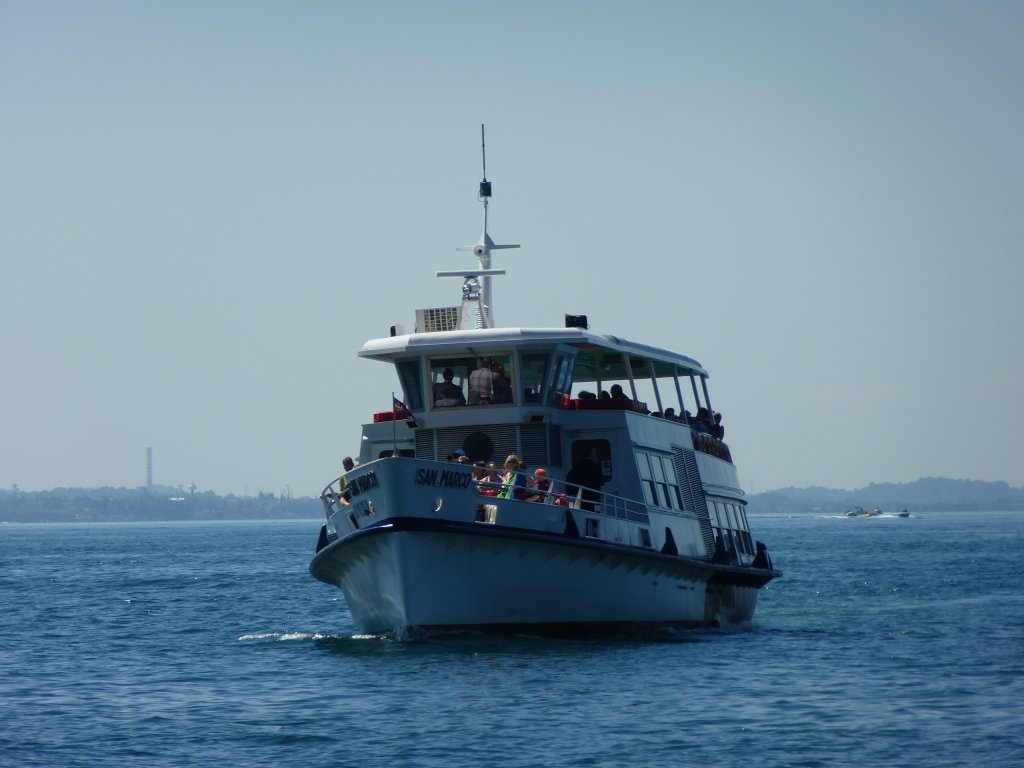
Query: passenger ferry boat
xmin=311 ymin=138 xmax=780 ymax=636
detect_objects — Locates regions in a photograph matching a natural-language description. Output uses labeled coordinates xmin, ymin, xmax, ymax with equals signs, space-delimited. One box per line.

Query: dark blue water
xmin=1 ymin=511 xmax=1022 ymax=767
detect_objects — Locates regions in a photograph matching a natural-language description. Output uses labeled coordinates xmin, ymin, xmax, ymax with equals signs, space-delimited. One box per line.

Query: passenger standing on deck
xmin=468 ymin=358 xmax=495 ymax=404
xmin=712 ymin=412 xmax=725 ymax=439
xmin=566 ymin=448 xmax=604 ymax=511
xmin=490 ymin=365 xmax=513 ymax=403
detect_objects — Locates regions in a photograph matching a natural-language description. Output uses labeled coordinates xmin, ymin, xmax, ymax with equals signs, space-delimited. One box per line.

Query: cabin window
xmin=396 ymin=360 xmax=424 ymax=411
xmin=428 ymin=354 xmax=514 ymax=408
xmin=709 ymin=499 xmax=753 ymax=557
xmin=637 ymin=452 xmax=658 ymax=506
xmin=650 ymin=455 xmax=672 ymax=510
xmin=635 ymin=450 xmax=682 ymax=510
xmin=660 ymin=454 xmax=683 ymax=509
xmin=519 ymin=352 xmax=549 ymax=404
xmin=548 ymin=354 xmax=575 ymax=406
xmin=734 ymin=504 xmax=754 ymax=554
xmin=585 ymin=518 xmax=601 ymax=538
xmin=737 ymin=504 xmax=750 ymax=531
xmin=721 ymin=501 xmax=737 ymax=531
xmin=707 ymin=501 xmax=720 ymax=529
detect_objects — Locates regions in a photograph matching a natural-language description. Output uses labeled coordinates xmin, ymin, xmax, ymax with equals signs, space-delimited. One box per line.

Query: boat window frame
xmin=518 ymin=350 xmax=551 ymax=405
xmin=395 ymin=358 xmax=425 ymax=411
xmin=547 ymin=350 xmax=576 ymax=407
xmin=425 ymin=351 xmax=517 ymax=410
xmin=709 ymin=498 xmax=753 ymax=557
xmin=636 ymin=451 xmax=658 ymax=507
xmin=634 ymin=449 xmax=684 ymax=510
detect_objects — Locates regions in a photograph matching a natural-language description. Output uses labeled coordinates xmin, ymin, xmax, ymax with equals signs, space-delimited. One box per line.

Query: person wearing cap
xmin=524 ymin=467 xmax=551 ymax=503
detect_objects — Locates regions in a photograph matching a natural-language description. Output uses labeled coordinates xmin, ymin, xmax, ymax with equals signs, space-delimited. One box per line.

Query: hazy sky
xmin=3 ymin=1 xmax=1022 ymax=496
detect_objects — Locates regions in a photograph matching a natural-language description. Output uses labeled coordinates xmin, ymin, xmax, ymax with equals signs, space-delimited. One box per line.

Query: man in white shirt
xmin=468 ymin=358 xmax=495 ymax=404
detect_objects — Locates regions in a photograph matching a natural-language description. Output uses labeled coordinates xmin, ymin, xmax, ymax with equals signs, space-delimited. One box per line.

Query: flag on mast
xmin=393 ymin=397 xmax=409 ymax=421
xmin=393 ymin=395 xmax=412 ymax=420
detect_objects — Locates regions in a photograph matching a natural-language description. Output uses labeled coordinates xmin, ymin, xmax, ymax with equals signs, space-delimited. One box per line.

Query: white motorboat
xmin=310 ymin=132 xmax=780 ymax=636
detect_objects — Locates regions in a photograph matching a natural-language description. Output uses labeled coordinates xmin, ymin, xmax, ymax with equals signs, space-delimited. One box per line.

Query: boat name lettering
xmin=348 ymin=472 xmax=379 ymax=496
xmin=415 ymin=468 xmax=473 ymax=489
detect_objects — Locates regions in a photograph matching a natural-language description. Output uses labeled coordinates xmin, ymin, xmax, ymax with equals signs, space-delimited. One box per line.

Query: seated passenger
xmin=609 ymin=384 xmax=630 ymax=401
xmin=478 ymin=462 xmax=501 ymax=496
xmin=524 ymin=468 xmax=552 ymax=503
xmin=692 ymin=407 xmax=712 ymax=434
xmin=471 ymin=461 xmax=487 ymax=487
xmin=663 ymin=407 xmax=677 ymax=420
xmin=433 ymin=368 xmax=466 ymax=406
xmin=497 ymin=454 xmax=529 ymax=500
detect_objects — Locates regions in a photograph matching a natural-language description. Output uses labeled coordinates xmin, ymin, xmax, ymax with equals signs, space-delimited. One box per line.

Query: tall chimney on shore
xmin=146 ymin=447 xmax=153 ymax=489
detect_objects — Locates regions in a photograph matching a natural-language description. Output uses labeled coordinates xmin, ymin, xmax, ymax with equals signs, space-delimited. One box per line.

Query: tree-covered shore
xmin=0 ymin=486 xmax=320 ymax=523
xmin=746 ymin=477 xmax=1024 ymax=514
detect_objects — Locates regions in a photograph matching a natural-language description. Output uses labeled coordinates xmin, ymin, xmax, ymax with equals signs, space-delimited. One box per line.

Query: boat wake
xmin=237 ymin=631 xmax=328 ymax=642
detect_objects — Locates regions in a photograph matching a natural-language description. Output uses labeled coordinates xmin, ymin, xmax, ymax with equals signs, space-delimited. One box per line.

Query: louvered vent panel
xmin=519 ymin=424 xmax=549 ymax=466
xmin=673 ymin=446 xmax=716 ymax=555
xmin=415 ymin=429 xmax=436 ymax=460
xmin=435 ymin=425 xmax=518 ymax=465
xmin=548 ymin=426 xmax=562 ymax=468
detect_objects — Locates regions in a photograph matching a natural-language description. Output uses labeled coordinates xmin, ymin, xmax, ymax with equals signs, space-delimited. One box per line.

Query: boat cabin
xmin=355 ymin=322 xmax=754 ymax=565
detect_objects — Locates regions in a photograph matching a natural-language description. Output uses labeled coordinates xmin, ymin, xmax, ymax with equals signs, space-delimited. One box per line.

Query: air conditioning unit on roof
xmin=415 ymin=306 xmax=460 ymax=333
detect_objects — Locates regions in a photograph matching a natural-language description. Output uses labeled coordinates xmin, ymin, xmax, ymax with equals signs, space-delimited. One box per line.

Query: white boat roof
xmin=360 ymin=327 xmax=708 ymax=377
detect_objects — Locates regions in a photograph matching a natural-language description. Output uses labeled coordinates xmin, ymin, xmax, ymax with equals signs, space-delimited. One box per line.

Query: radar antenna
xmin=438 ymin=124 xmax=520 ymax=328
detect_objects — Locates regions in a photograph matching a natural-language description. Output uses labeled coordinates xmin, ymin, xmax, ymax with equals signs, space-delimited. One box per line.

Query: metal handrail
xmin=472 ymin=469 xmax=650 ymax=520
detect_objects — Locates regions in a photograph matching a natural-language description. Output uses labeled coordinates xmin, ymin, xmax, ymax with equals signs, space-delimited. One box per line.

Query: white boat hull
xmin=311 ymin=518 xmax=765 ymax=635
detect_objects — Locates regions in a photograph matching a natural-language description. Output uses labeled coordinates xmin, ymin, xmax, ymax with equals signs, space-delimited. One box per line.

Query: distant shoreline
xmin=1 ymin=476 xmax=1021 ymax=523
xmin=0 ymin=487 xmax=320 ymax=524
xmin=746 ymin=476 xmax=1024 ymax=514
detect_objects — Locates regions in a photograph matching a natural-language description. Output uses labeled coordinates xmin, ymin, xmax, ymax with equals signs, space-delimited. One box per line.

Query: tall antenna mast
xmin=480 ymin=123 xmax=488 ymax=189
xmin=439 ymin=124 xmax=520 ymax=328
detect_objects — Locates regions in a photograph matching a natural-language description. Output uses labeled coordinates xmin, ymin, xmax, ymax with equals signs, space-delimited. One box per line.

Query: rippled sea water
xmin=1 ymin=511 xmax=1022 ymax=767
